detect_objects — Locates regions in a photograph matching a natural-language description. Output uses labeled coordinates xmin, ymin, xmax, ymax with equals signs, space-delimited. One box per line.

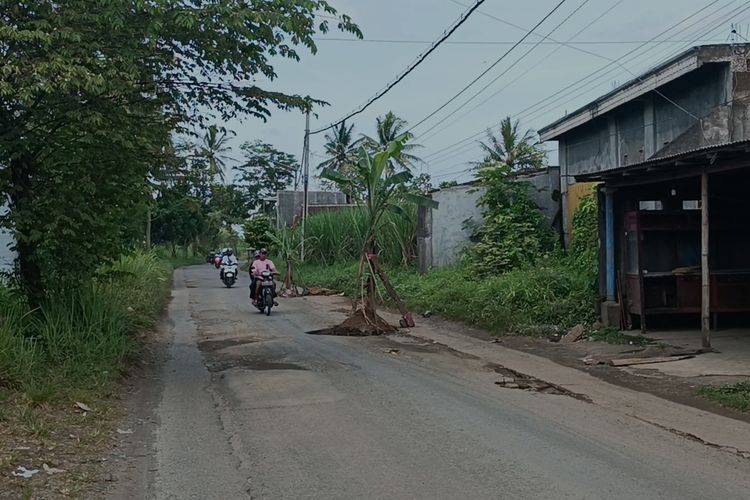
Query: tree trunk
xmin=145 ymin=204 xmax=152 ymax=251
xmin=363 ymin=237 xmax=377 ymax=322
xmin=8 ymin=155 xmax=44 ymax=307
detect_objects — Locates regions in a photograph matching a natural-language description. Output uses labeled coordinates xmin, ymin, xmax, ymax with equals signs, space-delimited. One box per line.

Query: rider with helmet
xmin=219 ymin=248 xmax=238 ymax=280
xmin=251 ymin=248 xmax=278 ymax=306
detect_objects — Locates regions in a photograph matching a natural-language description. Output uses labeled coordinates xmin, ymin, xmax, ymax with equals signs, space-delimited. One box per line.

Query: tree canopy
xmin=0 ymin=0 xmax=360 ymax=302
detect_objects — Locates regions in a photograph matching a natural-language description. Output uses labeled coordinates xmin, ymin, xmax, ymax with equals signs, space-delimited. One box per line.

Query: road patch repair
xmin=305 ymin=295 xmax=750 ymax=458
xmin=489 ymin=362 xmax=592 ymax=402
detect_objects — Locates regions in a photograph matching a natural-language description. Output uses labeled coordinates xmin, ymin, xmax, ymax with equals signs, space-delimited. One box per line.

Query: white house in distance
xmin=0 ymin=205 xmax=14 ymax=273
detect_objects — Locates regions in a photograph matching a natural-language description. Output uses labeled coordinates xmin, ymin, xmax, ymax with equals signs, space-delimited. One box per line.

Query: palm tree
xmin=317 ymin=121 xmax=361 ymax=200
xmin=477 ymin=117 xmax=546 ymax=173
xmin=318 ymin=121 xmax=359 ymax=172
xmin=321 ymin=136 xmax=437 ymax=334
xmin=197 ymin=125 xmax=235 ymax=183
xmin=362 ymin=111 xmax=422 ymax=172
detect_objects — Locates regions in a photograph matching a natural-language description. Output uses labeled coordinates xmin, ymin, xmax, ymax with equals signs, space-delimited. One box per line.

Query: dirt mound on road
xmin=307 ymin=309 xmax=398 ymax=337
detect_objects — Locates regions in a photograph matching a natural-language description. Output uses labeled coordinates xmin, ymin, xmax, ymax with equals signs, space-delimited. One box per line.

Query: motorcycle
xmin=221 ymin=264 xmax=238 ymax=288
xmin=255 ymin=270 xmax=276 ymax=316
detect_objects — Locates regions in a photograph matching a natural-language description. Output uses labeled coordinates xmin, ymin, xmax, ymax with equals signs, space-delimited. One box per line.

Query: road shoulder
xmin=310 ymin=295 xmax=750 ymax=457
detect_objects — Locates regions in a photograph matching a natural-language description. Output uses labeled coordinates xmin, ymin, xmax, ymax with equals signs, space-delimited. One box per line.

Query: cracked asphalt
xmin=114 ymin=265 xmax=750 ymax=499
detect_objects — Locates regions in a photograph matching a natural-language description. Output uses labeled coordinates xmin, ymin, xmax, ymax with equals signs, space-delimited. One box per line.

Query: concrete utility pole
xmin=301 ymin=109 xmax=311 ymax=260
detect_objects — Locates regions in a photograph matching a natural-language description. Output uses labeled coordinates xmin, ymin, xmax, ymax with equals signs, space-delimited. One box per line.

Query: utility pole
xmin=301 ymin=109 xmax=311 ymax=260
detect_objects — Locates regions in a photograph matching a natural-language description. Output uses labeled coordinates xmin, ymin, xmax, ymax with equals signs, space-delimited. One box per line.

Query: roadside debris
xmin=608 ymin=355 xmax=695 ymax=367
xmin=383 ymin=348 xmax=400 ymax=355
xmin=583 ymin=347 xmax=711 ymax=366
xmin=560 ymin=324 xmax=586 ymax=344
xmin=307 ymin=287 xmax=338 ymax=296
xmin=422 ymin=311 xmax=433 ymax=318
xmin=11 ymin=466 xmax=39 ymax=479
xmin=75 ymin=402 xmax=92 ymax=413
xmin=43 ymin=464 xmax=65 ymax=475
xmin=116 ymin=428 xmax=134 ymax=435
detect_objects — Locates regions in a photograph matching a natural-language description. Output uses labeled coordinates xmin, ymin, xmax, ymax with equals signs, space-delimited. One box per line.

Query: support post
xmin=605 ymin=189 xmax=616 ymax=302
xmin=701 ymin=172 xmax=711 ymax=348
xmin=300 ymin=109 xmax=310 ymax=260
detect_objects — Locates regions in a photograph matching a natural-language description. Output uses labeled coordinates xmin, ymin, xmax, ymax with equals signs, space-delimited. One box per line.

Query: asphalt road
xmin=145 ymin=265 xmax=750 ymax=499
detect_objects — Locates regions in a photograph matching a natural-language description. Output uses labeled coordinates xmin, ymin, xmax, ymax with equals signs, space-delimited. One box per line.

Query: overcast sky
xmin=223 ymin=0 xmax=750 ymax=188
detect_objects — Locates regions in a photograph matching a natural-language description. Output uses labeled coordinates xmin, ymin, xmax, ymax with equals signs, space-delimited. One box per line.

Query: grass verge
xmin=588 ymin=327 xmax=653 ymax=346
xmin=297 ymin=256 xmax=597 ymax=334
xmin=0 ymin=251 xmax=175 ymax=497
xmin=698 ymin=382 xmax=750 ymax=412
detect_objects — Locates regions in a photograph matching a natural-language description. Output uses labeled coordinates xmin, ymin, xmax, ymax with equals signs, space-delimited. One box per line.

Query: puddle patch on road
xmin=197 ymin=337 xmax=263 ymax=352
xmin=206 ymin=358 xmax=309 ymax=373
xmin=306 ymin=327 xmax=381 ymax=337
xmin=488 ymin=363 xmax=592 ymax=402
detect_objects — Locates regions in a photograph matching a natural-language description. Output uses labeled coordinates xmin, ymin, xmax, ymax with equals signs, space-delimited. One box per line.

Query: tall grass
xmin=0 ymin=252 xmax=172 ymax=397
xmin=302 ymin=206 xmax=417 ymax=267
xmin=298 ymin=256 xmax=597 ymax=334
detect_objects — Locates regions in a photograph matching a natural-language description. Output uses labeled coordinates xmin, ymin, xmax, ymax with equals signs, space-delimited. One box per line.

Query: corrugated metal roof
xmin=576 ymin=139 xmax=750 ymax=181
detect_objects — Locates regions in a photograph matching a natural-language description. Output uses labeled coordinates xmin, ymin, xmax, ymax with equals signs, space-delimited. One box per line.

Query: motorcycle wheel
xmin=264 ymin=290 xmax=272 ymax=316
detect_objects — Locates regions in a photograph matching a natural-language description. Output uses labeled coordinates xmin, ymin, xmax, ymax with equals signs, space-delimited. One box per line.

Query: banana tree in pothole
xmin=320 ymin=135 xmax=438 ymax=335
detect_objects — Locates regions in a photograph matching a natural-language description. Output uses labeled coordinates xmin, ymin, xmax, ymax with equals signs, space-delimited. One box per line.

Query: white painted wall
xmin=430 ymin=185 xmax=486 ymax=268
xmin=0 ymin=228 xmax=14 ymax=272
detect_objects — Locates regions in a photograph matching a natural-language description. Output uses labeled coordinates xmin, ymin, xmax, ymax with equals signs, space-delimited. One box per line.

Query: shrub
xmin=466 ymin=167 xmax=556 ymax=274
xmin=0 ymin=251 xmax=172 ymax=396
xmin=300 ymin=257 xmax=596 ymax=334
xmin=243 ymin=214 xmax=274 ymax=251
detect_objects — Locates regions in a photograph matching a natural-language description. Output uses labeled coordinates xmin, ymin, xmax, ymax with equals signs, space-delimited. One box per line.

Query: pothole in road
xmin=488 ymin=363 xmax=592 ymax=402
xmin=197 ymin=337 xmax=264 ymax=352
xmin=207 ymin=358 xmax=309 ymax=373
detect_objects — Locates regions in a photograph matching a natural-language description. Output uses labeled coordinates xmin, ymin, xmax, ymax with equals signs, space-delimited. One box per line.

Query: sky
xmin=223 ymin=0 xmax=750 ymax=188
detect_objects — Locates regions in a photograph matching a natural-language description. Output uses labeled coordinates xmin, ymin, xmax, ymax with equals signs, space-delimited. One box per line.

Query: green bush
xmin=466 ymin=167 xmax=556 ymax=274
xmin=299 ymin=256 xmax=596 ymax=334
xmin=243 ymin=214 xmax=274 ymax=251
xmin=0 ymin=251 xmax=172 ymax=396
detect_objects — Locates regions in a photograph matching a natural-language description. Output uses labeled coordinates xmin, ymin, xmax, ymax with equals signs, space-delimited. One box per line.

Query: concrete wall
xmin=419 ymin=168 xmax=562 ymax=270
xmin=276 ymin=190 xmax=349 ymax=228
xmin=561 ymin=63 xmax=731 ymax=179
xmin=0 ymin=205 xmax=13 ymax=273
xmin=516 ymin=167 xmax=561 ymax=230
xmin=0 ymin=229 xmax=13 ymax=273
xmin=429 ymin=184 xmax=485 ymax=268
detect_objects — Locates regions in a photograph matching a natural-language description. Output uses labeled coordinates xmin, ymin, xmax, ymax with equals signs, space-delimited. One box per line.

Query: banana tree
xmin=321 ymin=135 xmax=438 ymax=333
xmin=267 ymin=226 xmax=313 ymax=297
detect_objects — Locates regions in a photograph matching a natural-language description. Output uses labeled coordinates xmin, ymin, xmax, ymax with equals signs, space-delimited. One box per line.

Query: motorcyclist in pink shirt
xmin=251 ymin=249 xmax=278 ymax=305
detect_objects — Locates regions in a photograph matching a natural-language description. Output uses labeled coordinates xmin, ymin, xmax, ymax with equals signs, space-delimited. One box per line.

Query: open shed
xmin=579 ymin=140 xmax=750 ymax=345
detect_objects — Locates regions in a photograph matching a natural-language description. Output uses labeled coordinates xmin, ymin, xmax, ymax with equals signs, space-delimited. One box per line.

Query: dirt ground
xmin=0 ymin=324 xmax=168 ymax=499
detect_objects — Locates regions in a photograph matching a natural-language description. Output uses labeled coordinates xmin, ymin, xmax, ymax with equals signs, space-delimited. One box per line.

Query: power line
xmin=308 ymin=0 xmax=488 ymax=136
xmin=418 ymin=0 xmax=624 ymax=144
xmin=421 ymin=0 xmax=730 ymax=162
xmin=409 ymin=0 xmax=569 ymax=132
xmin=414 ymin=0 xmax=595 ymax=140
xmin=516 ymin=0 xmax=750 ymax=126
xmin=426 ymin=5 xmax=750 ymax=180
xmin=313 ymin=37 xmax=726 ymax=46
